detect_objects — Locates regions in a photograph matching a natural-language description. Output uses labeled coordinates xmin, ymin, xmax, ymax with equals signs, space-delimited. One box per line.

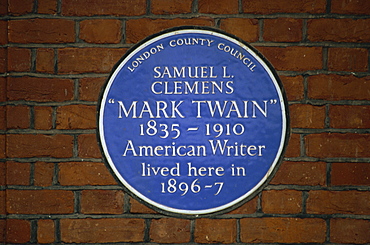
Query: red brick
xmin=280 ymin=76 xmax=304 ymax=101
xmin=305 ymin=133 xmax=370 ymax=158
xmin=0 ymin=106 xmax=5 ymax=130
xmin=7 ymin=47 xmax=31 ymax=72
xmin=7 ymin=134 xmax=74 ymax=158
xmin=81 ymin=190 xmax=124 ymax=214
xmin=9 ymin=19 xmax=75 ymax=43
xmin=271 ymin=161 xmax=327 ymax=186
xmin=308 ymin=75 xmax=370 ymax=101
xmin=34 ymin=106 xmax=53 ymax=130
xmin=6 ymin=105 xmax=30 ymax=129
xmin=7 ymin=189 xmax=74 ymax=214
xmin=0 ymin=162 xmax=5 ymax=186
xmin=60 ymin=218 xmax=145 ymax=243
xmin=285 ymin=133 xmax=300 ymax=158
xmin=38 ymin=0 xmax=57 ymax=14
xmin=8 ymin=0 xmax=34 ymax=15
xmin=150 ymin=218 xmax=191 ymax=243
xmin=331 ymin=162 xmax=370 ymax=186
xmin=62 ymin=0 xmax=146 ymax=16
xmin=0 ymin=191 xmax=5 ymax=214
xmin=240 ymin=217 xmax=326 ymax=243
xmin=0 ymin=135 xmax=5 ymax=159
xmin=34 ymin=161 xmax=54 ymax=187
xmin=6 ymin=219 xmax=31 ymax=243
xmin=227 ymin=196 xmax=257 ymax=214
xmin=151 ymin=0 xmax=192 ymax=14
xmin=330 ymin=218 xmax=370 ymax=244
xmin=0 ymin=48 xmax=6 ymax=73
xmin=199 ymin=0 xmax=239 ymax=14
xmin=79 ymin=77 xmax=106 ymax=101
xmin=80 ymin=19 xmax=122 ymax=44
xmin=328 ymin=48 xmax=368 ymax=72
xmin=330 ymin=105 xmax=370 ymax=129
xmin=290 ymin=104 xmax=325 ymax=128
xmin=36 ymin=48 xmax=55 ymax=73
xmin=126 ymin=18 xmax=214 ymax=43
xmin=242 ymin=0 xmax=326 ymax=14
xmin=56 ymin=105 xmax=96 ymax=129
xmin=6 ymin=161 xmax=30 ymax=185
xmin=0 ymin=0 xmax=6 ymax=15
xmin=257 ymin=46 xmax=322 ymax=71
xmin=195 ymin=219 xmax=236 ymax=243
xmin=0 ymin=21 xmax=7 ymax=45
xmin=130 ymin=198 xmax=157 ymax=214
xmin=0 ymin=77 xmax=5 ymax=102
xmin=331 ymin=0 xmax=370 ymax=15
xmin=0 ymin=219 xmax=4 ymax=243
xmin=7 ymin=76 xmax=74 ymax=102
xmin=58 ymin=48 xmax=127 ymax=74
xmin=220 ymin=18 xmax=259 ymax=42
xmin=307 ymin=190 xmax=370 ymax=215
xmin=38 ymin=219 xmax=55 ymax=243
xmin=264 ymin=18 xmax=303 ymax=42
xmin=262 ymin=190 xmax=302 ymax=214
xmin=78 ymin=134 xmax=101 ymax=158
xmin=308 ymin=19 xmax=370 ymax=43
xmin=58 ymin=162 xmax=117 ymax=186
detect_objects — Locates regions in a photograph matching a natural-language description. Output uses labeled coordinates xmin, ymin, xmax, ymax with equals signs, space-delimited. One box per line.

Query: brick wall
xmin=1 ymin=0 xmax=369 ymax=243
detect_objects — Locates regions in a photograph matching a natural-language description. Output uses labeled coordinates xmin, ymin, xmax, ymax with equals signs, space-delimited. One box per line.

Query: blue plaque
xmin=98 ymin=27 xmax=289 ymax=216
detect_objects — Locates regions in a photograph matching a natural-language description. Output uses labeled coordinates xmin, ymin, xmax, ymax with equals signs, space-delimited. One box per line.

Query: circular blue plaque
xmin=98 ymin=26 xmax=289 ymax=216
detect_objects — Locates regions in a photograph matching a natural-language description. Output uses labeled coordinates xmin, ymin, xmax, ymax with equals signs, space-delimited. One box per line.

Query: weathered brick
xmin=34 ymin=161 xmax=54 ymax=187
xmin=150 ymin=218 xmax=191 ymax=243
xmin=307 ymin=190 xmax=370 ymax=215
xmin=330 ymin=218 xmax=370 ymax=244
xmin=199 ymin=0 xmax=239 ymax=14
xmin=56 ymin=105 xmax=96 ymax=129
xmin=0 ymin=20 xmax=7 ymax=45
xmin=328 ymin=48 xmax=368 ymax=72
xmin=227 ymin=196 xmax=257 ymax=214
xmin=7 ymin=76 xmax=74 ymax=102
xmin=195 ymin=219 xmax=236 ymax=243
xmin=0 ymin=135 xmax=5 ymax=159
xmin=240 ymin=217 xmax=326 ymax=243
xmin=37 ymin=219 xmax=55 ymax=243
xmin=6 ymin=161 xmax=30 ymax=186
xmin=0 ymin=106 xmax=4 ymax=131
xmin=308 ymin=75 xmax=370 ymax=101
xmin=271 ymin=161 xmax=326 ymax=186
xmin=38 ymin=0 xmax=57 ymax=14
xmin=6 ymin=105 xmax=30 ymax=129
xmin=220 ymin=18 xmax=259 ymax=42
xmin=280 ymin=76 xmax=304 ymax=101
xmin=0 ymin=0 xmax=6 ymax=15
xmin=151 ymin=0 xmax=193 ymax=14
xmin=7 ymin=47 xmax=31 ymax=72
xmin=242 ymin=0 xmax=326 ymax=14
xmin=285 ymin=133 xmax=300 ymax=158
xmin=130 ymin=198 xmax=157 ymax=214
xmin=34 ymin=106 xmax=53 ymax=130
xmin=126 ymin=18 xmax=214 ymax=43
xmin=0 ymin=162 xmax=5 ymax=186
xmin=308 ymin=19 xmax=370 ymax=42
xmin=58 ymin=162 xmax=117 ymax=186
xmin=0 ymin=219 xmax=4 ymax=243
xmin=8 ymin=0 xmax=34 ymax=16
xmin=78 ymin=134 xmax=102 ymax=158
xmin=7 ymin=189 xmax=74 ymax=214
xmin=79 ymin=77 xmax=107 ymax=101
xmin=60 ymin=218 xmax=145 ymax=243
xmin=0 ymin=77 xmax=5 ymax=102
xmin=262 ymin=190 xmax=302 ymax=214
xmin=257 ymin=46 xmax=322 ymax=71
xmin=7 ymin=134 xmax=74 ymax=158
xmin=62 ymin=0 xmax=146 ymax=16
xmin=36 ymin=48 xmax=55 ymax=73
xmin=9 ymin=19 xmax=75 ymax=43
xmin=0 ymin=48 xmax=6 ymax=73
xmin=58 ymin=48 xmax=127 ymax=74
xmin=263 ymin=18 xmax=303 ymax=42
xmin=290 ymin=104 xmax=326 ymax=128
xmin=331 ymin=0 xmax=370 ymax=15
xmin=305 ymin=133 xmax=370 ymax=158
xmin=81 ymin=190 xmax=124 ymax=214
xmin=80 ymin=19 xmax=122 ymax=44
xmin=331 ymin=162 xmax=370 ymax=186
xmin=330 ymin=105 xmax=370 ymax=129
xmin=6 ymin=219 xmax=31 ymax=243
